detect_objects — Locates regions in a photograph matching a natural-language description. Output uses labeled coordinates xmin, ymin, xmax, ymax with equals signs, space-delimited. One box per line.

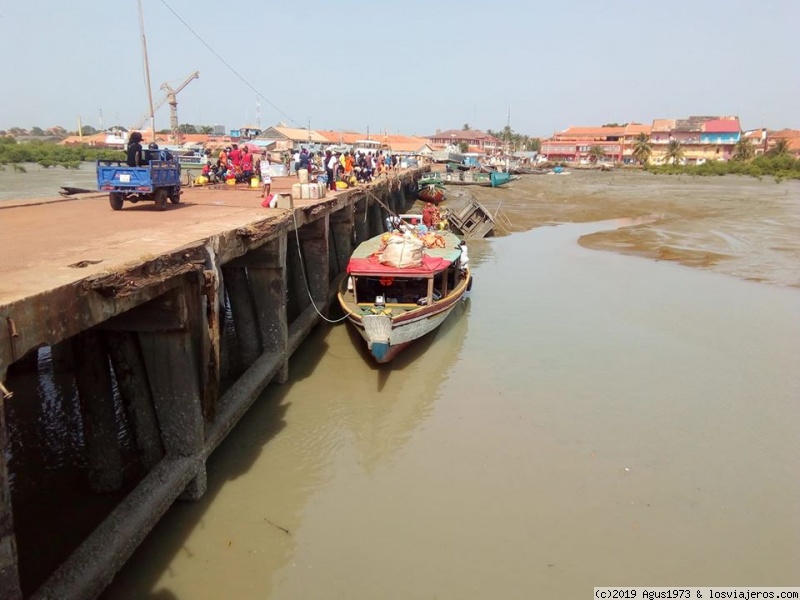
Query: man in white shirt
xmin=260 ymin=152 xmax=273 ymax=199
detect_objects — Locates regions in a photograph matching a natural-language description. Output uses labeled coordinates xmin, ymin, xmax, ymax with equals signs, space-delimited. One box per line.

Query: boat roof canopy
xmin=347 ymin=231 xmax=463 ymax=277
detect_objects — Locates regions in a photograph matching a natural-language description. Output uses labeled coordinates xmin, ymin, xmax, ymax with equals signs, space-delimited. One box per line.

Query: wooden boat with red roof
xmin=337 ymin=229 xmax=471 ymax=363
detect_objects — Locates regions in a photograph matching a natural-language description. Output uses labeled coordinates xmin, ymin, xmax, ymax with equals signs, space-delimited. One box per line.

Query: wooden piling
xmin=330 ymin=205 xmax=355 ymax=274
xmin=106 ymin=331 xmax=164 ymax=472
xmin=0 ymin=397 xmax=22 ymax=600
xmin=72 ymin=330 xmax=123 ymax=494
xmin=221 ymin=266 xmax=261 ymax=373
xmin=136 ymin=284 xmax=207 ymax=500
xmin=298 ymin=216 xmax=331 ymax=304
xmin=230 ymin=237 xmax=289 ymax=384
xmin=354 ymin=197 xmax=370 ymax=245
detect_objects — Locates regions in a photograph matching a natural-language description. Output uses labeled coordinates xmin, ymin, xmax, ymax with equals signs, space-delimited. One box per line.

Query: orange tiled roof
xmin=315 ymin=130 xmax=364 ymax=144
xmin=769 ymin=129 xmax=800 ymax=139
xmin=557 ymin=126 xmax=625 ymax=137
xmin=651 ymin=119 xmax=675 ymax=132
xmin=623 ymin=123 xmax=651 ymax=135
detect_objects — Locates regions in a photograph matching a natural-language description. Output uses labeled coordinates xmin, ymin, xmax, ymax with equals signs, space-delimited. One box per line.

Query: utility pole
xmin=138 ymin=0 xmax=156 ymax=142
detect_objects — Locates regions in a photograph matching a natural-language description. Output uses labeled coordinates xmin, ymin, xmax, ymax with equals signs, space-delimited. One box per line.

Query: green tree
xmin=80 ymin=125 xmax=97 ymax=136
xmin=30 ymin=126 xmax=46 ymax=136
xmin=178 ymin=123 xmax=198 ymax=134
xmin=769 ymin=138 xmax=791 ymax=157
xmin=9 ymin=127 xmax=25 ymax=135
xmin=664 ymin=139 xmax=684 ymax=165
xmin=588 ymin=145 xmax=606 ymax=163
xmin=458 ymin=141 xmax=469 ymax=153
xmin=733 ymin=137 xmax=755 ymax=161
xmin=631 ymin=133 xmax=652 ymax=165
xmin=462 ymin=123 xmax=470 ymax=131
xmin=199 ymin=125 xmax=213 ymax=134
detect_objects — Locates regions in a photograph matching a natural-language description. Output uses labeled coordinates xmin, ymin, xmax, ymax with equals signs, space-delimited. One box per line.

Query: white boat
xmin=337 ymin=230 xmax=471 ymax=363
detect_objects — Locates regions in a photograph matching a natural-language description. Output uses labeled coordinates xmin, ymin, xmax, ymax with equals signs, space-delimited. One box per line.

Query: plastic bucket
xmin=298 ymin=168 xmax=309 ymax=184
xmin=250 ymin=177 xmax=260 ymax=188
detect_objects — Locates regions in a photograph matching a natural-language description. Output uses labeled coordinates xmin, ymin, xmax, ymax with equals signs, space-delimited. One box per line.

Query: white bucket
xmin=291 ymin=183 xmax=302 ymax=199
xmin=298 ymin=168 xmax=309 ymax=184
xmin=309 ymin=183 xmax=320 ymax=199
xmin=301 ymin=183 xmax=310 ymax=199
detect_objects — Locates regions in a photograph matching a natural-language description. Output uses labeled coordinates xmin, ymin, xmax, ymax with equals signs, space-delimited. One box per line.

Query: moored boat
xmin=418 ymin=182 xmax=445 ymax=203
xmin=489 ymin=171 xmax=512 ymax=187
xmin=337 ymin=229 xmax=471 ymax=363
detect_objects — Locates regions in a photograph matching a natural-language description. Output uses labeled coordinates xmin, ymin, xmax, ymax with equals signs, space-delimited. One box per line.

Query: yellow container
xmin=226 ymin=178 xmax=235 ymax=186
xmin=250 ymin=177 xmax=260 ymax=188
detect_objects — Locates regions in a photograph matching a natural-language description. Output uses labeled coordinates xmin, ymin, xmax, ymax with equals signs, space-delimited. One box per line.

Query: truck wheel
xmin=154 ymin=188 xmax=168 ymax=211
xmin=169 ymin=188 xmax=181 ymax=204
xmin=109 ymin=193 xmax=124 ymax=210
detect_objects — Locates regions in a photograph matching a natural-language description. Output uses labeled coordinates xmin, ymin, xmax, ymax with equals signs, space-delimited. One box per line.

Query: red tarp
xmin=347 ymin=254 xmax=451 ymax=277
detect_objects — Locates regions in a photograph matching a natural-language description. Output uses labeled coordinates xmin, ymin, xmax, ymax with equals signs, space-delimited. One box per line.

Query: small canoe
xmin=418 ymin=183 xmax=445 ymax=204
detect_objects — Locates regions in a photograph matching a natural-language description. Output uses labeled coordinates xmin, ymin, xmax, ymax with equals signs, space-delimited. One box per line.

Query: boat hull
xmin=489 ymin=171 xmax=512 ymax=187
xmin=418 ymin=184 xmax=445 ymax=204
xmin=339 ymin=271 xmax=471 ymax=363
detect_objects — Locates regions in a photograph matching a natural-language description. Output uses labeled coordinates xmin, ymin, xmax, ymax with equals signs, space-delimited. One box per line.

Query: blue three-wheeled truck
xmin=96 ymin=156 xmax=182 ymax=211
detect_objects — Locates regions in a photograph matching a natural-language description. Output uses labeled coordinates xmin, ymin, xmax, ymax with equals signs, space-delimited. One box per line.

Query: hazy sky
xmin=2 ymin=0 xmax=798 ymax=137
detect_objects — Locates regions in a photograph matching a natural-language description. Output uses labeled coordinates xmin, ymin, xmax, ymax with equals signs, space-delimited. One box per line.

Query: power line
xmin=160 ymin=0 xmax=301 ymax=128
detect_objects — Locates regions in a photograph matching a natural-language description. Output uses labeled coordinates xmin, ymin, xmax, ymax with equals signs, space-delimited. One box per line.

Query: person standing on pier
xmin=241 ymin=147 xmax=253 ymax=182
xmin=260 ymin=151 xmax=273 ymax=199
xmin=325 ymin=150 xmax=336 ymax=191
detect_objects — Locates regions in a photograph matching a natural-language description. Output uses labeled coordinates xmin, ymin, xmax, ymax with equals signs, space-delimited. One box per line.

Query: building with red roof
xmin=540 ymin=125 xmax=629 ymax=163
xmin=649 ymin=116 xmax=741 ymax=164
xmin=424 ymin=129 xmax=502 ymax=153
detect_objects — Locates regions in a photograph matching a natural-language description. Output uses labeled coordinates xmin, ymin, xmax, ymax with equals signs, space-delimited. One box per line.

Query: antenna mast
xmin=138 ymin=0 xmax=156 ymax=142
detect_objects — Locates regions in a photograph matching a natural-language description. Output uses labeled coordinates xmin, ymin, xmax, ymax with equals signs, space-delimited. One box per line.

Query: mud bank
xmin=464 ymin=169 xmax=800 ymax=287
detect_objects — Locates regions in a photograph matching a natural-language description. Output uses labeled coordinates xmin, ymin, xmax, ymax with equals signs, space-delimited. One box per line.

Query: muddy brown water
xmin=4 ymin=171 xmax=799 ymax=598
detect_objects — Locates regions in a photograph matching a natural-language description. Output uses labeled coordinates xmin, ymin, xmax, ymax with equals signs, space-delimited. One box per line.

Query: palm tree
xmin=733 ymin=138 xmax=755 ymax=161
xmin=664 ymin=139 xmax=684 ymax=165
xmin=631 ymin=133 xmax=652 ymax=165
xmin=588 ymin=145 xmax=606 ymax=163
xmin=462 ymin=123 xmax=471 ymax=131
xmin=770 ymin=138 xmax=791 ymax=157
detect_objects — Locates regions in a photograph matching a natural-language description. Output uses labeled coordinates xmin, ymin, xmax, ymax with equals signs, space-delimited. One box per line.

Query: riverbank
xmin=466 ymin=170 xmax=800 ymax=288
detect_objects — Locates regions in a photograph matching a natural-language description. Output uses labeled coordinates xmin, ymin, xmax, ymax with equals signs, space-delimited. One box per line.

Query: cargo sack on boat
xmin=379 ymin=234 xmax=424 ymax=268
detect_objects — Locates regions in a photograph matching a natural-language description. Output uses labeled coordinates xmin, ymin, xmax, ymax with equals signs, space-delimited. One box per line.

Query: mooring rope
xmin=289 ymin=206 xmax=350 ymax=324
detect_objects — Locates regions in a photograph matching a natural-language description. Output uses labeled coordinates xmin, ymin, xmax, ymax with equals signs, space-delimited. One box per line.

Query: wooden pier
xmin=0 ymin=170 xmax=425 ymax=599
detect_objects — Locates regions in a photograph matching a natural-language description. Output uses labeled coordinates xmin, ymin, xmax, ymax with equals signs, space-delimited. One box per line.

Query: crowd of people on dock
xmin=126 ymin=130 xmax=408 ymax=202
xmin=195 ymin=144 xmax=403 ymax=195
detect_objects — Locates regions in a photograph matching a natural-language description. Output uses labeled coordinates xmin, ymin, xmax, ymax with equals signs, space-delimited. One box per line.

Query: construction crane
xmin=130 ymin=71 xmax=199 ymax=138
xmin=162 ymin=70 xmax=199 ymax=144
